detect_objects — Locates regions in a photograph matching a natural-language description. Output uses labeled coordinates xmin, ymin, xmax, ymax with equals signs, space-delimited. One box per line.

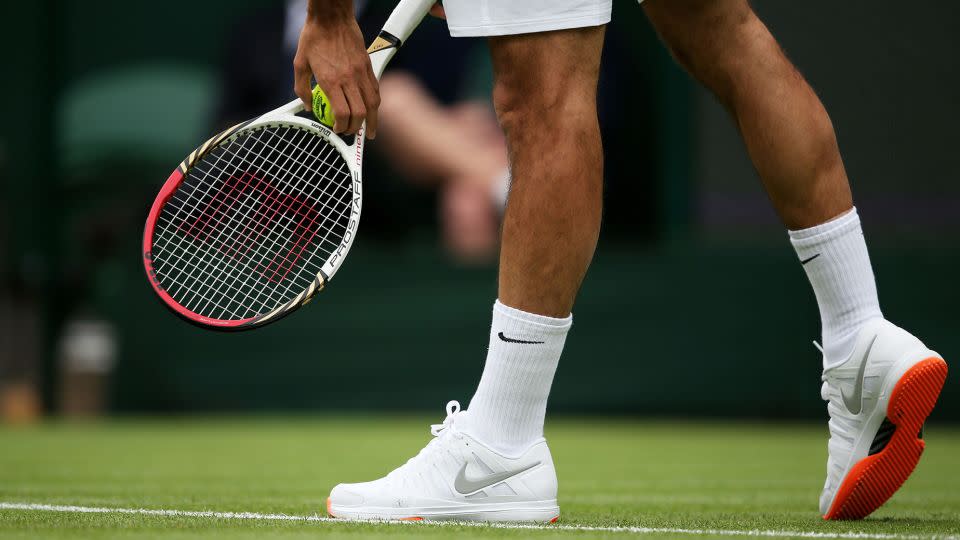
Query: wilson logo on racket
xmin=140 ymin=0 xmax=433 ymax=331
xmin=177 ymin=172 xmax=322 ymax=284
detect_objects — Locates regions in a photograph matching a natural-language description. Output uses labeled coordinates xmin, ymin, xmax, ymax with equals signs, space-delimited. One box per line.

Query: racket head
xmin=143 ymin=105 xmax=364 ymax=330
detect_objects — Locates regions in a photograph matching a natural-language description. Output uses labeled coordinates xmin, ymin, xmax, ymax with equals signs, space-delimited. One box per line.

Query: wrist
xmin=307 ymin=0 xmax=354 ymax=24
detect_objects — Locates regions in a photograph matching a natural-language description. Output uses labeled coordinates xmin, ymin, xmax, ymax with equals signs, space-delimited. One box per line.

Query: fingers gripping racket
xmin=143 ymin=0 xmax=434 ymax=330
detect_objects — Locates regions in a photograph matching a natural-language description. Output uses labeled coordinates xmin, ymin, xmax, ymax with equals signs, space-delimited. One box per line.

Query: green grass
xmin=0 ymin=416 xmax=958 ymax=538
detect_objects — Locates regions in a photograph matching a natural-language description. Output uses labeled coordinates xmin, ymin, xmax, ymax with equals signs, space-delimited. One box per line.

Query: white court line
xmin=0 ymin=502 xmax=956 ymax=539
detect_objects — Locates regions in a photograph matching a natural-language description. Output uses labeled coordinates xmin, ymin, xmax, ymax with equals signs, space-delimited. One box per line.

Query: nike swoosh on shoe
xmin=454 ymin=461 xmax=541 ymax=494
xmin=841 ymin=335 xmax=877 ymax=415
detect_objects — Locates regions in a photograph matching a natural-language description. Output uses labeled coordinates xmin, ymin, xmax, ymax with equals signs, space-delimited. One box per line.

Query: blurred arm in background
xmin=377 ymin=72 xmax=507 ymax=263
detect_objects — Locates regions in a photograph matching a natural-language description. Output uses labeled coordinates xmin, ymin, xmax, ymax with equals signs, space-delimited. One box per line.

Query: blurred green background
xmin=1 ymin=0 xmax=957 ymax=421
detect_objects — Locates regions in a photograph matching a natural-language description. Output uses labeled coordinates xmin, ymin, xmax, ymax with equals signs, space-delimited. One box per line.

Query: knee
xmin=489 ymin=30 xmax=603 ymax=136
xmin=492 ymin=74 xmax=551 ymax=135
xmin=653 ymin=1 xmax=753 ymax=63
xmin=492 ymin=67 xmax=595 ymax=138
xmin=648 ymin=1 xmax=765 ymax=95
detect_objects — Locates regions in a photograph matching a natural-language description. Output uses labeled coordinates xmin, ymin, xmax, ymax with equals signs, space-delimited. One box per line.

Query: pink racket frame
xmin=142 ymin=114 xmax=364 ymax=330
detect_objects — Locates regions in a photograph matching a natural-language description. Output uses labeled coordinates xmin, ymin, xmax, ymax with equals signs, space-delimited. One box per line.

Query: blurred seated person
xmin=216 ymin=0 xmax=508 ymax=263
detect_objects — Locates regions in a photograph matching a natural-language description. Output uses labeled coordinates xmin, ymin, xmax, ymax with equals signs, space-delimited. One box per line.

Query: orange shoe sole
xmin=824 ymin=356 xmax=948 ymax=520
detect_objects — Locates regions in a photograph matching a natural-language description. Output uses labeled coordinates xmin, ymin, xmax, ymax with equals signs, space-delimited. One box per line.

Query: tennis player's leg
xmin=326 ymin=2 xmax=610 ymax=522
xmin=456 ymin=20 xmax=606 ymax=456
xmin=643 ymin=0 xmax=947 ymax=520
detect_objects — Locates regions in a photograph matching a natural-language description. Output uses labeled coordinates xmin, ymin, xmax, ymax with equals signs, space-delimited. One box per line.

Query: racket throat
xmin=368 ymin=31 xmax=402 ymax=78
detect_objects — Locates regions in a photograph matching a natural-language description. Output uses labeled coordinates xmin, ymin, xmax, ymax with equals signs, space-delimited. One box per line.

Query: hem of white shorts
xmin=448 ymin=12 xmax=611 ymax=38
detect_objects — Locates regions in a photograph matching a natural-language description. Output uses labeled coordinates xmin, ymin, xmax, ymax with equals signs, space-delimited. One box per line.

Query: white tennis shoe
xmin=818 ymin=318 xmax=947 ymax=519
xmin=326 ymin=400 xmax=560 ymax=522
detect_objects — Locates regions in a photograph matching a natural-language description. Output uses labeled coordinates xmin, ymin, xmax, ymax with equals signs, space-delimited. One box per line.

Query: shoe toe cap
xmin=329 ymin=483 xmax=366 ymax=507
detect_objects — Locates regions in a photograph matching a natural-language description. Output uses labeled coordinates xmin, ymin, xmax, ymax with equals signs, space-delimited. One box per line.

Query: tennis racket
xmin=143 ymin=0 xmax=435 ymax=330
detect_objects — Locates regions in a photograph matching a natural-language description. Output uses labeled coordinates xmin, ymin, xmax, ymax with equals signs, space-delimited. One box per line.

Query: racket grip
xmin=381 ymin=0 xmax=436 ymax=44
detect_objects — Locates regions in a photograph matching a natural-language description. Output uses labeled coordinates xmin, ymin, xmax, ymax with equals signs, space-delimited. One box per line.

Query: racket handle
xmin=381 ymin=0 xmax=436 ymax=45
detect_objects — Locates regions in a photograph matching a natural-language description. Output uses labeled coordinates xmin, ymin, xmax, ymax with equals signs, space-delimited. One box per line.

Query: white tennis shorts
xmin=443 ymin=0 xmax=613 ymax=37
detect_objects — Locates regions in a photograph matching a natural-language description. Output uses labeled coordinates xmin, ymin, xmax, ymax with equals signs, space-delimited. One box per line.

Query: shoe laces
xmin=386 ymin=401 xmax=463 ymax=482
xmin=430 ymin=400 xmax=462 ymax=437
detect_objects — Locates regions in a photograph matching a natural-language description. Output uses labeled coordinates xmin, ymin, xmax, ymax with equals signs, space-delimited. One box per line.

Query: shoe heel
xmin=888 ymin=356 xmax=948 ymax=429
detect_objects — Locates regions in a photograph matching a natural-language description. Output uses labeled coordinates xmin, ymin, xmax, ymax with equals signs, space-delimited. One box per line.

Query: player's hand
xmin=293 ymin=10 xmax=379 ymax=139
xmin=429 ymin=3 xmax=446 ymax=19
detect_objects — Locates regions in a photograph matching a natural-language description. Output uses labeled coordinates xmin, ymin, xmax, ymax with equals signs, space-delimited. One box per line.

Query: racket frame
xmin=143 ymin=115 xmax=361 ymax=330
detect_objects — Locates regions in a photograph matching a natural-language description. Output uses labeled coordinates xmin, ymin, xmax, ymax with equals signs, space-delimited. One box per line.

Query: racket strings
xmin=156 ymin=128 xmax=350 ymax=318
xmin=172 ymin=135 xmax=352 ymax=249
xmin=168 ymin=127 xmax=348 ymax=318
xmin=159 ymin=138 xmax=340 ymax=295
xmin=156 ymin=134 xmax=319 ymax=318
xmin=156 ymin=130 xmax=324 ymax=315
xmin=191 ymin=130 xmax=352 ymax=310
xmin=151 ymin=125 xmax=353 ymax=321
xmin=156 ymin=138 xmax=347 ymax=300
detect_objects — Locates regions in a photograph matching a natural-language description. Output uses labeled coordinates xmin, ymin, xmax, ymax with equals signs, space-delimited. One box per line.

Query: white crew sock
xmin=789 ymin=207 xmax=883 ymax=369
xmin=460 ymin=300 xmax=572 ymax=456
